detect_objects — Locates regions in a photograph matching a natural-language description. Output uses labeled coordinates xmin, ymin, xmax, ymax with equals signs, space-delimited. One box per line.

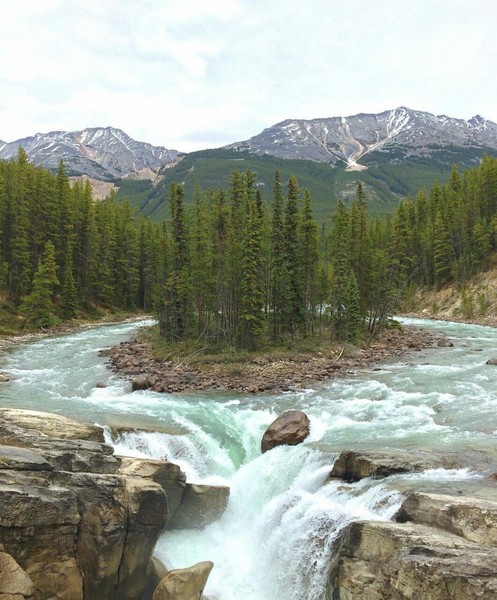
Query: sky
xmin=1 ymin=0 xmax=496 ymax=152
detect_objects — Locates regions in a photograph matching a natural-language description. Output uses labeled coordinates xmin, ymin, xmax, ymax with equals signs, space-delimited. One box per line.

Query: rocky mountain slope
xmin=227 ymin=107 xmax=497 ymax=171
xmin=0 ymin=127 xmax=181 ymax=180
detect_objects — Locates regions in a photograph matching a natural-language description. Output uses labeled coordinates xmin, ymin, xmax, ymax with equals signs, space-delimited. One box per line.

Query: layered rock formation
xmin=0 ymin=409 xmax=227 ymax=600
xmin=328 ymin=452 xmax=497 ymax=599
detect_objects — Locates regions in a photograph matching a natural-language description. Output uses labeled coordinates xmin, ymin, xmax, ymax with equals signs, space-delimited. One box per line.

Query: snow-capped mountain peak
xmin=227 ymin=107 xmax=497 ymax=171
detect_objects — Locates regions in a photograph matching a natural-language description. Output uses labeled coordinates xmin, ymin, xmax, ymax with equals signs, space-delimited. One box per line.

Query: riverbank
xmin=103 ymin=324 xmax=441 ymax=394
xmin=0 ymin=313 xmax=151 ymax=355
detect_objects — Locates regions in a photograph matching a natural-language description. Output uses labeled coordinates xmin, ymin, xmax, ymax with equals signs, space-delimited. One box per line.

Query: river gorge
xmin=0 ymin=317 xmax=496 ymax=599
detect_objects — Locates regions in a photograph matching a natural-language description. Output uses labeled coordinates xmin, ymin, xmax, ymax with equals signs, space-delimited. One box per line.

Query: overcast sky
xmin=1 ymin=0 xmax=496 ymax=151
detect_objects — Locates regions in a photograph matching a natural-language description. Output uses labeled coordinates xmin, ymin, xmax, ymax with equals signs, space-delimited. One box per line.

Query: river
xmin=0 ymin=317 xmax=496 ymax=599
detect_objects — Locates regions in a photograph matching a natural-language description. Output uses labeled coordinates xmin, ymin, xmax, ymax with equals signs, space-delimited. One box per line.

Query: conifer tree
xmin=281 ymin=176 xmax=305 ymax=335
xmin=20 ymin=241 xmax=59 ymax=328
xmin=299 ymin=190 xmax=319 ymax=334
xmin=270 ymin=171 xmax=286 ymax=340
xmin=239 ymin=200 xmax=266 ymax=350
xmin=159 ymin=184 xmax=192 ymax=340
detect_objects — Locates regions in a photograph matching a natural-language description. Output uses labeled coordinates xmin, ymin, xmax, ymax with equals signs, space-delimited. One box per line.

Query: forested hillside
xmin=116 ymin=145 xmax=495 ymax=224
xmin=1 ymin=149 xmax=497 ymax=348
xmin=0 ymin=149 xmax=163 ymax=331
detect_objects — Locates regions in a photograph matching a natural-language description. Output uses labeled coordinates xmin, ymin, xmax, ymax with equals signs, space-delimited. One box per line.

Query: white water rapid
xmin=1 ymin=317 xmax=496 ymax=599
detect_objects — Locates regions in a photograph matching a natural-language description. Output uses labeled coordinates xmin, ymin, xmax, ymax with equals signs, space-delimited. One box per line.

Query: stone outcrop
xmin=328 ymin=493 xmax=497 ymax=599
xmin=168 ymin=484 xmax=230 ymax=530
xmin=261 ymin=410 xmax=310 ymax=453
xmin=118 ymin=457 xmax=187 ymax=519
xmin=0 ymin=409 xmax=228 ymax=600
xmin=397 ymin=492 xmax=497 ymax=547
xmin=153 ymin=561 xmax=214 ymax=600
xmin=0 ymin=408 xmax=105 ymax=442
xmin=0 ymin=409 xmax=168 ymax=600
xmin=328 ymin=450 xmax=453 ymax=482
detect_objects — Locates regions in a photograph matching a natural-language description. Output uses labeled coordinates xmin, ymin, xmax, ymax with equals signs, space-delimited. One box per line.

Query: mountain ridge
xmin=0 ymin=126 xmax=181 ymax=181
xmin=226 ymin=107 xmax=497 ymax=171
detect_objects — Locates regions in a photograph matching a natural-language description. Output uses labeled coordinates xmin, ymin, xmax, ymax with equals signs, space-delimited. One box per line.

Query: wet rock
xmin=168 ymin=483 xmax=229 ymax=530
xmin=0 ymin=550 xmax=35 ymax=598
xmin=486 ymin=357 xmax=497 ymax=366
xmin=153 ymin=561 xmax=214 ymax=600
xmin=95 ymin=381 xmax=107 ymax=388
xmin=328 ymin=450 xmax=450 ymax=482
xmin=132 ymin=374 xmax=150 ymax=391
xmin=0 ymin=373 xmax=9 ymax=382
xmin=261 ymin=410 xmax=310 ymax=453
xmin=437 ymin=338 xmax=454 ymax=347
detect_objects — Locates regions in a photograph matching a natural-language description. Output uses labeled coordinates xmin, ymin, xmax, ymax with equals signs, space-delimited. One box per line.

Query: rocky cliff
xmin=327 ymin=452 xmax=497 ymax=599
xmin=0 ymin=409 xmax=228 ymax=600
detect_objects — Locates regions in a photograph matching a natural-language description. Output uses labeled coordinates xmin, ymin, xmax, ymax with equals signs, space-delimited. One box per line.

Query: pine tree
xmin=269 ymin=171 xmax=286 ymax=341
xmin=433 ymin=211 xmax=454 ymax=288
xmin=299 ymin=190 xmax=319 ymax=334
xmin=20 ymin=241 xmax=59 ymax=328
xmin=239 ymin=200 xmax=266 ymax=350
xmin=159 ymin=184 xmax=192 ymax=341
xmin=281 ymin=176 xmax=304 ymax=335
xmin=344 ymin=269 xmax=361 ymax=343
xmin=329 ymin=200 xmax=350 ymax=341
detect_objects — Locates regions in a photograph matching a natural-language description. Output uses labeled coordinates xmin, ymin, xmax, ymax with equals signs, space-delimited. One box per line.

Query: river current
xmin=1 ymin=317 xmax=496 ymax=599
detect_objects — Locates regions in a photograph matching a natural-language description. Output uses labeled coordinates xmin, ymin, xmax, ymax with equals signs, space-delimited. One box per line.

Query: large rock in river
xmin=261 ymin=410 xmax=310 ymax=453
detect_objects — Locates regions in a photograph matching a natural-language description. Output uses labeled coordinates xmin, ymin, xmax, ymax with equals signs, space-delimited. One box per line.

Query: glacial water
xmin=0 ymin=317 xmax=496 ymax=599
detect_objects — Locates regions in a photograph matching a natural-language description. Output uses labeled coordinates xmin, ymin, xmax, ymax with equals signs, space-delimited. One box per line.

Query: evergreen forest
xmin=1 ymin=148 xmax=497 ymax=350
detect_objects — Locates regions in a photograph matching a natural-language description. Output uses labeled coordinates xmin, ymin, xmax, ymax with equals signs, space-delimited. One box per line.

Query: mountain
xmin=2 ymin=108 xmax=497 ymax=222
xmin=226 ymin=107 xmax=497 ymax=171
xmin=0 ymin=127 xmax=181 ymax=180
xmin=124 ymin=108 xmax=497 ymax=222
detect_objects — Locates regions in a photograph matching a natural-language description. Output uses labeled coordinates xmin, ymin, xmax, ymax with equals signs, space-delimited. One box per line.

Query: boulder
xmin=143 ymin=557 xmax=169 ymax=600
xmin=153 ymin=561 xmax=214 ymax=600
xmin=168 ymin=484 xmax=229 ymax=530
xmin=260 ymin=410 xmax=310 ymax=453
xmin=437 ymin=338 xmax=454 ymax=347
xmin=0 ymin=373 xmax=9 ymax=383
xmin=486 ymin=358 xmax=497 ymax=366
xmin=0 ymin=550 xmax=34 ymax=599
xmin=132 ymin=375 xmax=150 ymax=391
